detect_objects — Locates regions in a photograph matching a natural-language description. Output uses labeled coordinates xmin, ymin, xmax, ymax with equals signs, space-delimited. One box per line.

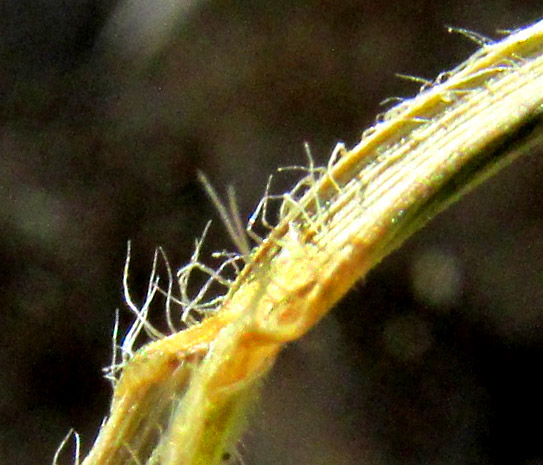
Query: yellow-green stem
xmin=80 ymin=19 xmax=543 ymax=465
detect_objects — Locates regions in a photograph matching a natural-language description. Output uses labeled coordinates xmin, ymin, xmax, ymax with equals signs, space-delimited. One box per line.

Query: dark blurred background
xmin=1 ymin=1 xmax=542 ymax=464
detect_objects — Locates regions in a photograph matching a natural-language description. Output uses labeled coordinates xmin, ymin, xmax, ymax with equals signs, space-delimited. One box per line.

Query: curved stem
xmin=81 ymin=19 xmax=543 ymax=465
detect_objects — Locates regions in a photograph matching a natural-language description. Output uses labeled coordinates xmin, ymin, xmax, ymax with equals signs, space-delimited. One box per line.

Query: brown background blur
xmin=1 ymin=1 xmax=542 ymax=464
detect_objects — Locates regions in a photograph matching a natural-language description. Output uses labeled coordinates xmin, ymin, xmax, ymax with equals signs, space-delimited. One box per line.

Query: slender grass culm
xmin=61 ymin=18 xmax=543 ymax=465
